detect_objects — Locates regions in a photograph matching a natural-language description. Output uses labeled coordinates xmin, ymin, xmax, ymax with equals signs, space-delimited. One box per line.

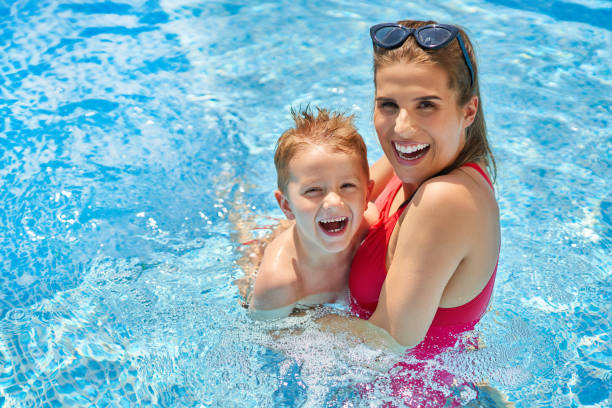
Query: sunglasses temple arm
xmin=456 ymin=35 xmax=474 ymax=87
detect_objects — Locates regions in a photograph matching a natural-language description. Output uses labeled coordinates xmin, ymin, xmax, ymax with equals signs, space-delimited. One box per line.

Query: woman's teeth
xmin=394 ymin=142 xmax=430 ymax=160
xmin=318 ymin=217 xmax=348 ymax=233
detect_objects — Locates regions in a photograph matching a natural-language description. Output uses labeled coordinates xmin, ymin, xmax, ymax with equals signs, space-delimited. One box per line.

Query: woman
xmin=320 ymin=19 xmax=500 ymax=355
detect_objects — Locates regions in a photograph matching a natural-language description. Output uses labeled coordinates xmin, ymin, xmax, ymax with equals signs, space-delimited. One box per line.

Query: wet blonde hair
xmin=274 ymin=107 xmax=369 ymax=193
xmin=373 ymin=19 xmax=496 ymax=178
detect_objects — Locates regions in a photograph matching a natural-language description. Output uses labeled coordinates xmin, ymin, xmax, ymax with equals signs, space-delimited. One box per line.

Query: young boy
xmin=248 ymin=107 xmax=376 ymax=320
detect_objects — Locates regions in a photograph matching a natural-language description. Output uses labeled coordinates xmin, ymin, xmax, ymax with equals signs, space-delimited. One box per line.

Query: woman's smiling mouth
xmin=393 ymin=142 xmax=430 ymax=161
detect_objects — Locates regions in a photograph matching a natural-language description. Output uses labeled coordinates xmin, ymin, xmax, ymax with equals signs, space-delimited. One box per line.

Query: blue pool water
xmin=0 ymin=0 xmax=610 ymax=406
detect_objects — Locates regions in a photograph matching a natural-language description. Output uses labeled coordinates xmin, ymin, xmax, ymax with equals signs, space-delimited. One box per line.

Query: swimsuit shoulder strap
xmin=377 ymin=175 xmax=404 ymax=218
xmin=388 ymin=162 xmax=493 ymax=217
xmin=462 ymin=162 xmax=494 ymax=190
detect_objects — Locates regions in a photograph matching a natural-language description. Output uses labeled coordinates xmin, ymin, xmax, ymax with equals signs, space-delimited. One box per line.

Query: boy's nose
xmin=322 ymin=191 xmax=343 ymax=208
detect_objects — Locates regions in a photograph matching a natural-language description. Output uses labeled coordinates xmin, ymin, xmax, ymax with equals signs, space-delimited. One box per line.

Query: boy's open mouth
xmin=394 ymin=142 xmax=430 ymax=161
xmin=318 ymin=216 xmax=348 ymax=234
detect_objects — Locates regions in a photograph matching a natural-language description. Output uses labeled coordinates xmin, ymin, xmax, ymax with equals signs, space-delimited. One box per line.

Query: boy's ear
xmin=366 ymin=179 xmax=375 ymax=202
xmin=274 ymin=190 xmax=295 ymax=220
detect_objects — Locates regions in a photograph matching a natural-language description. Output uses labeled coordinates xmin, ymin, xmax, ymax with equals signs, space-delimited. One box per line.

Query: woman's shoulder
xmin=415 ymin=165 xmax=496 ymax=210
xmin=400 ymin=166 xmax=497 ymax=238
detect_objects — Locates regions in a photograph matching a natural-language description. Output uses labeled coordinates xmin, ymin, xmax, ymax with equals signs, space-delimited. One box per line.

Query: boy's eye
xmin=304 ymin=187 xmax=322 ymax=195
xmin=341 ymin=182 xmax=357 ymax=189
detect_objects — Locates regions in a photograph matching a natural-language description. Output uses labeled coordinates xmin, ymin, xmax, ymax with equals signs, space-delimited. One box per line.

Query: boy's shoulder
xmin=260 ymin=226 xmax=300 ymax=284
xmin=250 ymin=225 xmax=301 ymax=313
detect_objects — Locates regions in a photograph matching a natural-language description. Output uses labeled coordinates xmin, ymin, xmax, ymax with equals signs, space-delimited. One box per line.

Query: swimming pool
xmin=0 ymin=0 xmax=610 ymax=406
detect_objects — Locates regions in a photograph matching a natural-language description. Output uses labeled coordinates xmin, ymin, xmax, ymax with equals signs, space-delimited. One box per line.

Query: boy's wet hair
xmin=274 ymin=107 xmax=369 ymax=193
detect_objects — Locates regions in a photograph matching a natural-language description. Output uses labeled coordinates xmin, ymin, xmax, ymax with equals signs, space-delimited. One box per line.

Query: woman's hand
xmin=316 ymin=313 xmax=408 ymax=355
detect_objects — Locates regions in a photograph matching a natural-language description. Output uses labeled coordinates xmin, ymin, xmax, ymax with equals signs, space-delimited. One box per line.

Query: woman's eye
xmin=378 ymin=101 xmax=398 ymax=112
xmin=417 ymin=100 xmax=435 ymax=109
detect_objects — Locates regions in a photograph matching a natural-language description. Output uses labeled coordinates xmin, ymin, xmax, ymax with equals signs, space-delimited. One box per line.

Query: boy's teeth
xmin=394 ymin=142 xmax=429 ymax=153
xmin=319 ymin=216 xmax=348 ymax=233
xmin=320 ymin=217 xmax=347 ymax=224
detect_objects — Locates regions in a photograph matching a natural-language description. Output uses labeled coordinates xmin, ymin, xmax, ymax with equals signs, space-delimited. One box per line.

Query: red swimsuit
xmin=349 ymin=163 xmax=498 ymax=356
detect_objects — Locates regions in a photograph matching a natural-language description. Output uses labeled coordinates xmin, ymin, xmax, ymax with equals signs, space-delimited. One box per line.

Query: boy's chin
xmin=319 ymin=238 xmax=352 ymax=254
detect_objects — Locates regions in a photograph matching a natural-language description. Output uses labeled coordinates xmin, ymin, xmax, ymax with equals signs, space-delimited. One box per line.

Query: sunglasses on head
xmin=370 ymin=23 xmax=474 ymax=87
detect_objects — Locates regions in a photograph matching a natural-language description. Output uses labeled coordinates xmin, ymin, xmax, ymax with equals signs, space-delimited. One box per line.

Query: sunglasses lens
xmin=374 ymin=26 xmax=407 ymax=47
xmin=417 ymin=27 xmax=454 ymax=48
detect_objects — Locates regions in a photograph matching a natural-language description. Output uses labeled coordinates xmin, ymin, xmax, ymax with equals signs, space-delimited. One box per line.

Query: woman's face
xmin=374 ymin=61 xmax=477 ymax=188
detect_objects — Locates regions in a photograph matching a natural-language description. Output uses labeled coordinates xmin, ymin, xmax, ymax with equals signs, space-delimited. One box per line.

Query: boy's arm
xmin=248 ymin=229 xmax=298 ymax=320
xmin=234 ymin=219 xmax=295 ymax=305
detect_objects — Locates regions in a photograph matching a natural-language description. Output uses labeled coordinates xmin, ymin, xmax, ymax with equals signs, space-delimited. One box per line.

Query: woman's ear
xmin=274 ymin=190 xmax=295 ymax=220
xmin=462 ymin=95 xmax=478 ymax=129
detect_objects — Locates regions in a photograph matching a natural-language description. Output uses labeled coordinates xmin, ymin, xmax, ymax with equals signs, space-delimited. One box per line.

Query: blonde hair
xmin=274 ymin=107 xmax=369 ymax=193
xmin=373 ymin=19 xmax=496 ymax=179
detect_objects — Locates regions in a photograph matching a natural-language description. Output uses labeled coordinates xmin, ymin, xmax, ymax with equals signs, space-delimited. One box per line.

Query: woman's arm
xmin=369 ymin=179 xmax=477 ymax=346
xmin=317 ymin=313 xmax=408 ymax=354
xmin=319 ymin=177 xmax=481 ymax=348
xmin=369 ymin=180 xmax=479 ymax=347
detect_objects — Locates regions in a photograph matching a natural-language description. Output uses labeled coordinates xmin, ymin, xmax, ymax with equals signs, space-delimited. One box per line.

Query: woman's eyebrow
xmin=375 ymin=96 xmax=442 ymax=102
xmin=412 ymin=95 xmax=442 ymax=101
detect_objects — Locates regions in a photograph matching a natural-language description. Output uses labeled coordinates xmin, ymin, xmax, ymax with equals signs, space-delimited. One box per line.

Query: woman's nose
xmin=394 ymin=109 xmax=415 ymax=136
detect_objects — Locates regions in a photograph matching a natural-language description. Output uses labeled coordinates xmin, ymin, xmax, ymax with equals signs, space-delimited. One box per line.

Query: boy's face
xmin=275 ymin=145 xmax=372 ymax=254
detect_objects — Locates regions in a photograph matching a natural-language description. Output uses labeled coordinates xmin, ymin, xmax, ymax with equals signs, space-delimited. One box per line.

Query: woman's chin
xmin=392 ymin=165 xmax=426 ymax=187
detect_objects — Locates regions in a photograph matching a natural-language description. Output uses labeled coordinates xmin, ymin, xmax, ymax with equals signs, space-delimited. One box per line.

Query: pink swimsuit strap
xmin=376 ymin=175 xmax=406 ymax=244
xmin=463 ymin=162 xmax=494 ymax=190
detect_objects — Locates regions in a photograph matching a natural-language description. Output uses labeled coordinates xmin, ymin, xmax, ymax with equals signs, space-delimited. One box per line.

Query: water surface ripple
xmin=0 ymin=0 xmax=610 ymax=407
